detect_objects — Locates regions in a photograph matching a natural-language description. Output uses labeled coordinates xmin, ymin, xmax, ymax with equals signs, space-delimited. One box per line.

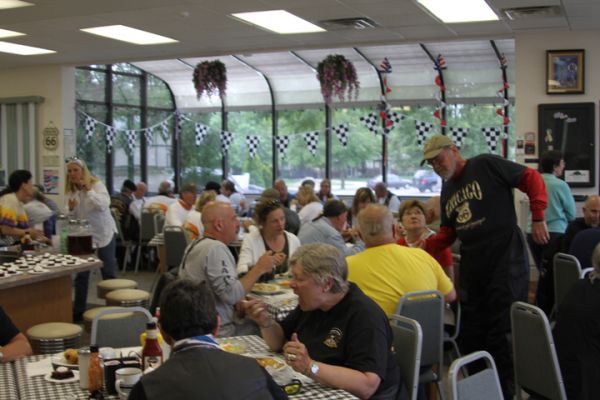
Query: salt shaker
xmin=78 ymin=347 xmax=91 ymax=389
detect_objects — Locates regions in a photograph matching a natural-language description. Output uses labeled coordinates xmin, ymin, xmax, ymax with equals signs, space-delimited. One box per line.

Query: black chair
xmin=163 ymin=225 xmax=188 ymax=270
xmin=149 ymin=267 xmax=179 ymax=315
xmin=390 ymin=314 xmax=422 ymax=400
xmin=135 ymin=208 xmax=158 ymax=273
xmin=553 ymin=253 xmax=581 ymax=317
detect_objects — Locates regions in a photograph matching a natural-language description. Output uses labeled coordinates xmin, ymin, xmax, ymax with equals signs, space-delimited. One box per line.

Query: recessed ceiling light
xmin=417 ymin=0 xmax=499 ymax=23
xmin=0 ymin=28 xmax=24 ymax=38
xmin=0 ymin=41 xmax=55 ymax=55
xmin=0 ymin=0 xmax=33 ymax=10
xmin=80 ymin=25 xmax=178 ymax=45
xmin=231 ymin=10 xmax=325 ymax=34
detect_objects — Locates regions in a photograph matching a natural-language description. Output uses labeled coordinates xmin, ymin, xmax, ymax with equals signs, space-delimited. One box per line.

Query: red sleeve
xmin=517 ymin=168 xmax=548 ymax=221
xmin=434 ymin=247 xmax=454 ymax=268
xmin=424 ymin=225 xmax=456 ymax=254
xmin=396 ymin=237 xmax=407 ymax=246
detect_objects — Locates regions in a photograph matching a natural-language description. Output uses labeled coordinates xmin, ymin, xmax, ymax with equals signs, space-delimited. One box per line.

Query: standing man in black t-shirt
xmin=0 ymin=306 xmax=32 ymax=363
xmin=421 ymin=135 xmax=549 ymax=398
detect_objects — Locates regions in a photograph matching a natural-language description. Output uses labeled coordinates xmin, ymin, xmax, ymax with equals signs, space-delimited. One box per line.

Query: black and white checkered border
xmin=0 ymin=362 xmax=18 ymax=400
xmin=246 ymin=135 xmax=260 ymax=158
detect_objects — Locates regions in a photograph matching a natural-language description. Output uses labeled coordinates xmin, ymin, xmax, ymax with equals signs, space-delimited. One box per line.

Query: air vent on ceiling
xmin=502 ymin=6 xmax=563 ymax=20
xmin=319 ymin=17 xmax=379 ymax=30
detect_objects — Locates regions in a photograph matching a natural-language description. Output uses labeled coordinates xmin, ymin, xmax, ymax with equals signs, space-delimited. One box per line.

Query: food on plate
xmin=51 ymin=366 xmax=75 ymax=380
xmin=276 ymin=280 xmax=291 ymax=287
xmin=251 ymin=283 xmax=280 ymax=294
xmin=220 ymin=341 xmax=247 ymax=354
xmin=64 ymin=348 xmax=78 ymax=364
xmin=255 ymin=357 xmax=285 ymax=369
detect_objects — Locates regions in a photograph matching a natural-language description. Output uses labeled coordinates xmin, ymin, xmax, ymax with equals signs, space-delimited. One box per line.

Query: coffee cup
xmin=115 ymin=367 xmax=142 ymax=400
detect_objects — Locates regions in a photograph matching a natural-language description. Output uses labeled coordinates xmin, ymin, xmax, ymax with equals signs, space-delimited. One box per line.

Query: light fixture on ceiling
xmin=231 ymin=10 xmax=325 ymax=34
xmin=0 ymin=0 xmax=33 ymax=10
xmin=0 ymin=28 xmax=24 ymax=38
xmin=416 ymin=0 xmax=499 ymax=23
xmin=0 ymin=41 xmax=54 ymax=55
xmin=80 ymin=25 xmax=178 ymax=45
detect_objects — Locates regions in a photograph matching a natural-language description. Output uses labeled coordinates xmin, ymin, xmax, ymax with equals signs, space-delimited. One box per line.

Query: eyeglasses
xmin=280 ymin=379 xmax=302 ymax=395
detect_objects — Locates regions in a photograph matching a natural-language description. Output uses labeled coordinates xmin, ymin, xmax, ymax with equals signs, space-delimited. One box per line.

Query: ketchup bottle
xmin=142 ymin=322 xmax=163 ymax=371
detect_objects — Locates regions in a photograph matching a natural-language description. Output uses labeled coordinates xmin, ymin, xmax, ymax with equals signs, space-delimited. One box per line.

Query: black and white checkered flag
xmin=144 ymin=128 xmax=153 ymax=145
xmin=386 ymin=111 xmax=406 ymax=125
xmin=160 ymin=120 xmax=170 ymax=143
xmin=333 ymin=123 xmax=349 ymax=147
xmin=303 ymin=131 xmax=320 ymax=156
xmin=275 ymin=136 xmax=290 ymax=158
xmin=194 ymin=123 xmax=209 ymax=146
xmin=482 ymin=127 xmax=502 ymax=152
xmin=246 ymin=135 xmax=260 ymax=158
xmin=220 ymin=131 xmax=234 ymax=154
xmin=449 ymin=127 xmax=469 ymax=148
xmin=125 ymin=130 xmax=136 ymax=154
xmin=415 ymin=121 xmax=434 ymax=146
xmin=84 ymin=116 xmax=96 ymax=143
xmin=105 ymin=126 xmax=117 ymax=153
xmin=360 ymin=113 xmax=379 ymax=135
xmin=176 ymin=114 xmax=183 ymax=139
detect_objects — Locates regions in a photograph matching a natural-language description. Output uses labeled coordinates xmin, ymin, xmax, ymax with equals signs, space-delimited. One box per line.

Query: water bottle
xmin=56 ymin=214 xmax=68 ymax=254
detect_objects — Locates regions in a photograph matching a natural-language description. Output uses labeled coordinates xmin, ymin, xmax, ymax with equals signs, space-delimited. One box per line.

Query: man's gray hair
xmin=590 ymin=242 xmax=600 ymax=283
xmin=289 ymin=244 xmax=349 ymax=293
xmin=357 ymin=204 xmax=394 ymax=243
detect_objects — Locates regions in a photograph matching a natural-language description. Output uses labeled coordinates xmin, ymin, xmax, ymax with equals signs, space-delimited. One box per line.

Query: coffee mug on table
xmin=115 ymin=367 xmax=142 ymax=400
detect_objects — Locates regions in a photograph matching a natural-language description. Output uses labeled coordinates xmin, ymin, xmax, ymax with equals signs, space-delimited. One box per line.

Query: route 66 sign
xmin=43 ymin=125 xmax=59 ymax=151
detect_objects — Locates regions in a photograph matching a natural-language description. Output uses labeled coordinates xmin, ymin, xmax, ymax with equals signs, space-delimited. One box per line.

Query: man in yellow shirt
xmin=347 ymin=204 xmax=455 ymax=315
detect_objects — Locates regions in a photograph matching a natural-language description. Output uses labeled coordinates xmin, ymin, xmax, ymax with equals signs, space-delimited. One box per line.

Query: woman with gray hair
xmin=554 ymin=242 xmax=600 ymax=400
xmin=244 ymin=243 xmax=399 ymax=399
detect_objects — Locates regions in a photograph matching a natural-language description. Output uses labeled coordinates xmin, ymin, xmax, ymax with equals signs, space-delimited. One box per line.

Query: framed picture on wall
xmin=546 ymin=49 xmax=585 ymax=94
xmin=538 ymin=102 xmax=595 ymax=187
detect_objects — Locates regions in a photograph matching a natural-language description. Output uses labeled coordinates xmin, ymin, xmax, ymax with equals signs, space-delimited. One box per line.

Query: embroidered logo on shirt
xmin=323 ymin=328 xmax=343 ymax=348
xmin=456 ymin=202 xmax=472 ymax=224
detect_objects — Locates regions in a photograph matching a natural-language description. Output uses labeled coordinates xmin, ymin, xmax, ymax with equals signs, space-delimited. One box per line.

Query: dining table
xmin=248 ymin=282 xmax=299 ymax=321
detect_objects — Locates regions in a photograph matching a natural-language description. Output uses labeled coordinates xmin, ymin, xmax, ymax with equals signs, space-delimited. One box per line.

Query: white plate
xmin=51 ymin=355 xmax=79 ymax=370
xmin=44 ymin=370 xmax=79 ymax=383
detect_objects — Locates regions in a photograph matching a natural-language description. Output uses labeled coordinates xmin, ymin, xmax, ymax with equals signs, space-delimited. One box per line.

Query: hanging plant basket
xmin=193 ymin=60 xmax=227 ymax=99
xmin=317 ymin=54 xmax=360 ymax=105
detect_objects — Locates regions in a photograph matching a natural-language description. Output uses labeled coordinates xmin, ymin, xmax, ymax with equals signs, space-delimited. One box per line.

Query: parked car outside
xmin=412 ymin=169 xmax=441 ymax=192
xmin=367 ymin=173 xmax=412 ymax=189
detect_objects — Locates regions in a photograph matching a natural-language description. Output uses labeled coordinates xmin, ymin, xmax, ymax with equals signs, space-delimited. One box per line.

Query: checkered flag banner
xmin=176 ymin=114 xmax=184 ymax=140
xmin=105 ymin=126 xmax=117 ymax=153
xmin=144 ymin=128 xmax=153 ymax=145
xmin=194 ymin=123 xmax=209 ymax=146
xmin=415 ymin=121 xmax=434 ymax=146
xmin=333 ymin=123 xmax=349 ymax=147
xmin=360 ymin=113 xmax=379 ymax=135
xmin=386 ymin=111 xmax=406 ymax=125
xmin=84 ymin=116 xmax=96 ymax=143
xmin=125 ymin=130 xmax=136 ymax=154
xmin=482 ymin=127 xmax=502 ymax=152
xmin=245 ymin=135 xmax=260 ymax=158
xmin=160 ymin=120 xmax=170 ymax=143
xmin=449 ymin=127 xmax=469 ymax=148
xmin=303 ymin=131 xmax=320 ymax=156
xmin=275 ymin=136 xmax=290 ymax=158
xmin=220 ymin=131 xmax=234 ymax=154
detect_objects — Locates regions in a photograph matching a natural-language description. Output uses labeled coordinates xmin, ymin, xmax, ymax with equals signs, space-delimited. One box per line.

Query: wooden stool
xmin=26 ymin=322 xmax=82 ymax=355
xmin=83 ymin=306 xmax=134 ymax=333
xmin=106 ymin=289 xmax=150 ymax=308
xmin=97 ymin=279 xmax=138 ymax=299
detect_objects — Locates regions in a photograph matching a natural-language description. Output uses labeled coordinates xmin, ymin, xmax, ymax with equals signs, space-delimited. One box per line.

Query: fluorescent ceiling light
xmin=80 ymin=25 xmax=178 ymax=45
xmin=0 ymin=28 xmax=24 ymax=38
xmin=417 ymin=0 xmax=498 ymax=23
xmin=0 ymin=0 xmax=33 ymax=10
xmin=0 ymin=41 xmax=55 ymax=55
xmin=231 ymin=10 xmax=325 ymax=34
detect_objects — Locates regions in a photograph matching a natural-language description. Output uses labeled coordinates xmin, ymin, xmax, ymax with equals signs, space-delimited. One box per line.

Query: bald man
xmin=179 ymin=202 xmax=278 ymax=336
xmin=563 ymin=195 xmax=600 ymax=252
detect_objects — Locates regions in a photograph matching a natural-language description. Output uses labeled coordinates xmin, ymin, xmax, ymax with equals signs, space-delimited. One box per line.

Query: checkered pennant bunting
xmin=449 ymin=127 xmax=469 ymax=148
xmin=482 ymin=127 xmax=502 ymax=152
xmin=303 ymin=131 xmax=320 ymax=156
xmin=246 ymin=135 xmax=260 ymax=158
xmin=176 ymin=114 xmax=184 ymax=140
xmin=220 ymin=131 xmax=234 ymax=154
xmin=275 ymin=136 xmax=290 ymax=158
xmin=194 ymin=123 xmax=209 ymax=146
xmin=125 ymin=130 xmax=136 ymax=154
xmin=360 ymin=113 xmax=379 ymax=135
xmin=105 ymin=126 xmax=117 ymax=153
xmin=333 ymin=123 xmax=349 ymax=147
xmin=144 ymin=128 xmax=153 ymax=145
xmin=160 ymin=120 xmax=170 ymax=143
xmin=415 ymin=121 xmax=434 ymax=146
xmin=386 ymin=111 xmax=406 ymax=125
xmin=84 ymin=116 xmax=96 ymax=143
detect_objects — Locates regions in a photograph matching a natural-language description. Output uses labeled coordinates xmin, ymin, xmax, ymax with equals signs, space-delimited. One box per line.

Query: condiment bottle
xmin=78 ymin=347 xmax=91 ymax=389
xmin=88 ymin=345 xmax=104 ymax=394
xmin=142 ymin=322 xmax=163 ymax=371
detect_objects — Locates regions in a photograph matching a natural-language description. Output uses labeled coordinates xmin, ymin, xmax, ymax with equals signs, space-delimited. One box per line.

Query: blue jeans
xmin=73 ymin=235 xmax=117 ymax=319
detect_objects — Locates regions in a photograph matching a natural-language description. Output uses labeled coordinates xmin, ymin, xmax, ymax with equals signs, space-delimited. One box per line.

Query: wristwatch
xmin=309 ymin=361 xmax=319 ymax=377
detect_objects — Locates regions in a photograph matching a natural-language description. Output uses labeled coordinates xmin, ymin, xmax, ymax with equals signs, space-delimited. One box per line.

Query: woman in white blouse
xmin=296 ymin=186 xmax=323 ymax=226
xmin=65 ymin=157 xmax=117 ymax=321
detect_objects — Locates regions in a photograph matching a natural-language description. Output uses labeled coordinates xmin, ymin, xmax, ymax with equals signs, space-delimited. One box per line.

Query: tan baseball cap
xmin=420 ymin=134 xmax=454 ymax=165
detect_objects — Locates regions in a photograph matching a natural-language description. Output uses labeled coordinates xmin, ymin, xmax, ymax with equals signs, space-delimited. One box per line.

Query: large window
xmin=179 ymin=112 xmax=222 ymax=189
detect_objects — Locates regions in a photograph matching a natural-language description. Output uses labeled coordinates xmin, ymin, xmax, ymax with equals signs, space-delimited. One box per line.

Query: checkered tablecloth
xmin=248 ymin=289 xmax=298 ymax=321
xmin=0 ymin=362 xmax=18 ymax=399
xmin=219 ymin=335 xmax=357 ymax=400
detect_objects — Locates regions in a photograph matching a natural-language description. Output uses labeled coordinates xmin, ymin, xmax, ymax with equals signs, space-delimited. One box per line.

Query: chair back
xmin=91 ymin=306 xmax=153 ymax=348
xmin=154 ymin=212 xmax=165 ymax=234
xmin=511 ymin=301 xmax=566 ymax=400
xmin=111 ymin=208 xmax=127 ymax=244
xmin=396 ymin=290 xmax=444 ymax=369
xmin=390 ymin=314 xmax=422 ymax=400
xmin=553 ymin=253 xmax=582 ymax=313
xmin=149 ymin=267 xmax=180 ymax=315
xmin=163 ymin=225 xmax=189 ymax=269
xmin=580 ymin=267 xmax=594 ymax=279
xmin=140 ymin=209 xmax=157 ymax=242
xmin=568 ymin=228 xmax=600 ymax=268
xmin=449 ymin=351 xmax=503 ymax=400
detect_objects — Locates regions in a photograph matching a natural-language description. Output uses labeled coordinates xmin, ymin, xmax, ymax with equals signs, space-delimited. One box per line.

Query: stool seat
xmin=106 ymin=289 xmax=150 ymax=307
xmin=83 ymin=306 xmax=134 ymax=333
xmin=97 ymin=279 xmax=138 ymax=299
xmin=26 ymin=322 xmax=83 ymax=355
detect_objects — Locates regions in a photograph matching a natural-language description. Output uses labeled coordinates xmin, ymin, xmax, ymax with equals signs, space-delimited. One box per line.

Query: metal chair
xmin=580 ymin=267 xmax=594 ymax=278
xmin=395 ymin=290 xmax=445 ymax=400
xmin=91 ymin=306 xmax=153 ymax=348
xmin=163 ymin=225 xmax=188 ymax=270
xmin=390 ymin=314 xmax=422 ymax=400
xmin=135 ymin=208 xmax=158 ymax=273
xmin=154 ymin=212 xmax=165 ymax=234
xmin=448 ymin=351 xmax=503 ymax=400
xmin=111 ymin=208 xmax=134 ymax=271
xmin=444 ymin=300 xmax=462 ymax=362
xmin=511 ymin=301 xmax=566 ymax=400
xmin=553 ymin=253 xmax=581 ymax=316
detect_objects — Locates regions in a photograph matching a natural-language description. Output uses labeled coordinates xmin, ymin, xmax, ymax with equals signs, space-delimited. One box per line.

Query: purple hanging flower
xmin=317 ymin=54 xmax=360 ymax=105
xmin=193 ymin=60 xmax=227 ymax=99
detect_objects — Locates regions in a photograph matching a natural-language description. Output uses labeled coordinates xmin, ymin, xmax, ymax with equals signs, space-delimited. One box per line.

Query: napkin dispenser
xmin=104 ymin=356 xmax=141 ymax=394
